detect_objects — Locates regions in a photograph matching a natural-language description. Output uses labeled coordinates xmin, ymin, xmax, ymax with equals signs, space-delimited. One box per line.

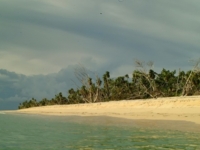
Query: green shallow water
xmin=0 ymin=114 xmax=200 ymax=150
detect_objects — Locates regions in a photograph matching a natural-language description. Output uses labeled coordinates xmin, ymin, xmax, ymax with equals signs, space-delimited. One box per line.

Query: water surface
xmin=0 ymin=113 xmax=200 ymax=150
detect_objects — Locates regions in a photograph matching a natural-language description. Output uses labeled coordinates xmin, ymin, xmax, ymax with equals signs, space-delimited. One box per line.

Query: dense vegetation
xmin=18 ymin=61 xmax=200 ymax=109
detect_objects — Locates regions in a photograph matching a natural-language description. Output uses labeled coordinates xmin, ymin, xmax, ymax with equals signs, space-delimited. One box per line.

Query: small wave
xmin=0 ymin=112 xmax=6 ymax=114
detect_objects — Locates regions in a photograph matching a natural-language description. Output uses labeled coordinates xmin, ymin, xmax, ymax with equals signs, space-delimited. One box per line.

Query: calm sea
xmin=0 ymin=113 xmax=200 ymax=150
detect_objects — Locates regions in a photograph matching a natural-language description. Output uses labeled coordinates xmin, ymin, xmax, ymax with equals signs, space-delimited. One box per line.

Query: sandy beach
xmin=5 ymin=96 xmax=199 ymax=126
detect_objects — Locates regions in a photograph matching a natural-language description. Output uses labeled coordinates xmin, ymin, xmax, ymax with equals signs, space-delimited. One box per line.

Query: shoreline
xmin=2 ymin=95 xmax=200 ymax=125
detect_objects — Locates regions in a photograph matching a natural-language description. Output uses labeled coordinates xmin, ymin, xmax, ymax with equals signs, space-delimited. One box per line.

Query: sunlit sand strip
xmin=5 ymin=96 xmax=200 ymax=124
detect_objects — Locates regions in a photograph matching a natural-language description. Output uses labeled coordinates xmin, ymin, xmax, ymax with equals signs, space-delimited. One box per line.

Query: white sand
xmin=6 ymin=96 xmax=200 ymax=124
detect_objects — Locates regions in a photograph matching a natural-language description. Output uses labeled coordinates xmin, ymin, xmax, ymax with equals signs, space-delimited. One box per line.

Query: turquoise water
xmin=0 ymin=114 xmax=200 ymax=150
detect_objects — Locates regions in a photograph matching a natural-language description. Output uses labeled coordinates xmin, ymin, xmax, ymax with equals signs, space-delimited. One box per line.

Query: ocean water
xmin=0 ymin=113 xmax=200 ymax=150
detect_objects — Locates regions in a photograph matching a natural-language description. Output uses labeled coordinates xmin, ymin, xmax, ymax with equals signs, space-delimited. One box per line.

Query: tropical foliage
xmin=18 ymin=60 xmax=200 ymax=109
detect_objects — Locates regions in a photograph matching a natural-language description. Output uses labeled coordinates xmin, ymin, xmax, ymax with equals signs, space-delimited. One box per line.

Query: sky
xmin=1 ymin=0 xmax=200 ymax=110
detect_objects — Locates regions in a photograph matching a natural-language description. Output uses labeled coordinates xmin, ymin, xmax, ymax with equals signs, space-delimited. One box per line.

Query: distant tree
xmin=54 ymin=92 xmax=68 ymax=104
xmin=182 ymin=59 xmax=200 ymax=96
xmin=72 ymin=64 xmax=103 ymax=103
xmin=103 ymin=71 xmax=111 ymax=100
xmin=155 ymin=69 xmax=177 ymax=97
xmin=133 ymin=60 xmax=158 ymax=98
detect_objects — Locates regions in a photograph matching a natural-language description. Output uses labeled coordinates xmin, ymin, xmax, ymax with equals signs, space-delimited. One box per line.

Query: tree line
xmin=18 ymin=60 xmax=200 ymax=109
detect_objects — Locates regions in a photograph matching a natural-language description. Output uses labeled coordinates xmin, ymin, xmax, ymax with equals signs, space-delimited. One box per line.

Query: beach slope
xmin=7 ymin=96 xmax=200 ymax=124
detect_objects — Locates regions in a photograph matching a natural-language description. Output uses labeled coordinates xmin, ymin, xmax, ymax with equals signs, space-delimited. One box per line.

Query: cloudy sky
xmin=0 ymin=0 xmax=200 ymax=110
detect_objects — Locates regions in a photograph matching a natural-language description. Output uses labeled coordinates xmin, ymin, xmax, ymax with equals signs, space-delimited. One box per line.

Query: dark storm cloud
xmin=0 ymin=66 xmax=77 ymax=109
